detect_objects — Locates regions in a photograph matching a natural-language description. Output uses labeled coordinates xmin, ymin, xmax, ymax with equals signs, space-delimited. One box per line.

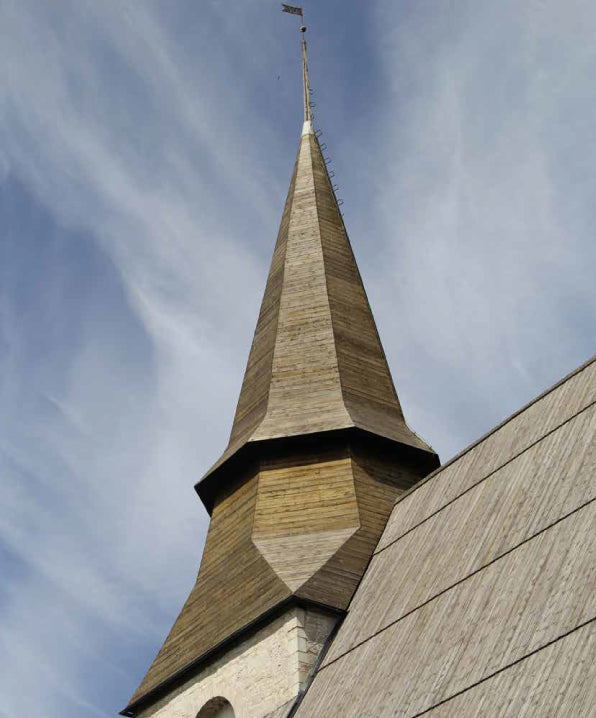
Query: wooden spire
xmin=122 ymin=24 xmax=439 ymax=715
xmin=198 ymin=107 xmax=434 ymax=508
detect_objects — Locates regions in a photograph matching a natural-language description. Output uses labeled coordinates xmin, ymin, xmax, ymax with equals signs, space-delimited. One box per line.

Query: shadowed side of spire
xmin=227 ymin=158 xmax=299 ymax=450
xmin=308 ymin=132 xmax=421 ymax=448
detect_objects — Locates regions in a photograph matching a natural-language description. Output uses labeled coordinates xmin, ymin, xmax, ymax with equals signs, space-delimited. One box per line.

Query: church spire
xmin=122 ymin=20 xmax=439 ymax=716
xmin=197 ymin=11 xmax=434 ymax=512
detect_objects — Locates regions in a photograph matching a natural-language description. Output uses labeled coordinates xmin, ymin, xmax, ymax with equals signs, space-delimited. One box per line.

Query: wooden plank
xmin=296 ymin=449 xmax=421 ymax=609
xmin=423 ymin=620 xmax=596 ymax=717
xmin=378 ymin=358 xmax=596 ymax=551
xmin=131 ymin=128 xmax=436 ymax=710
xmin=325 ymin=402 xmax=596 ymax=664
xmin=131 ymin=440 xmax=422 ymax=706
xmin=130 ymin=471 xmax=291 ymax=703
xmin=202 ymin=130 xmax=435 ymax=485
xmin=227 ymin=154 xmax=298 ymax=450
xmin=296 ymin=501 xmax=596 ymax=717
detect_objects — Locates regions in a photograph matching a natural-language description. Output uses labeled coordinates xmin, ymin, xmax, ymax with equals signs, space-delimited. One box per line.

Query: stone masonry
xmin=138 ymin=606 xmax=337 ymax=718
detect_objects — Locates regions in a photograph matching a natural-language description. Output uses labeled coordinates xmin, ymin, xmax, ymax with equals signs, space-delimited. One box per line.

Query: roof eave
xmin=195 ymin=426 xmax=439 ymax=514
xmin=120 ymin=596 xmax=345 ymax=717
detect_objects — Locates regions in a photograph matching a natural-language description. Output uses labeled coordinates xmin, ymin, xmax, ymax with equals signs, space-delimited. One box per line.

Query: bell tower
xmin=121 ymin=14 xmax=438 ymax=718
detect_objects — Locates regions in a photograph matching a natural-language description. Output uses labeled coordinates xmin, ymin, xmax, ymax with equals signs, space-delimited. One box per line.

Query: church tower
xmin=122 ymin=18 xmax=439 ymax=718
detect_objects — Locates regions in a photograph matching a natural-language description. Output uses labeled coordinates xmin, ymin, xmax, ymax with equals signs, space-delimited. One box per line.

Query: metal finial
xmin=301 ymin=28 xmax=312 ymax=123
xmin=282 ymin=5 xmax=312 ymax=126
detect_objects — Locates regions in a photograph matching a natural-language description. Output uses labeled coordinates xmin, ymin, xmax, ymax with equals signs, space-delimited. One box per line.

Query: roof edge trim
xmin=195 ymin=425 xmax=440 ymax=514
xmin=388 ymin=352 xmax=596 ymax=516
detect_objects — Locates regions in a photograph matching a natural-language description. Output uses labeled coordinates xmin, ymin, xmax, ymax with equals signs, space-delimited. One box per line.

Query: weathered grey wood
xmin=378 ymin=357 xmax=596 ymax=551
xmin=324 ymin=401 xmax=596 ymax=664
xmin=295 ymin=501 xmax=596 ymax=717
xmin=423 ymin=621 xmax=596 ymax=717
xmin=264 ymin=699 xmax=297 ymax=718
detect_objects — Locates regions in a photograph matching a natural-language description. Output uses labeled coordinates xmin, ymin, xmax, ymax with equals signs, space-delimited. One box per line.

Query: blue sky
xmin=1 ymin=1 xmax=595 ymax=716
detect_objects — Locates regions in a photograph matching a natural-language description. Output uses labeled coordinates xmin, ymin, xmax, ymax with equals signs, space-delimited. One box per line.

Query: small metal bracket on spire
xmin=282 ymin=4 xmax=313 ymax=135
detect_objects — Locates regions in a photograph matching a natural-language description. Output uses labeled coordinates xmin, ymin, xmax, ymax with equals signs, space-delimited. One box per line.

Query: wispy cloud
xmin=363 ymin=0 xmax=596 ymax=450
xmin=0 ymin=0 xmax=285 ymax=713
xmin=1 ymin=1 xmax=595 ymax=715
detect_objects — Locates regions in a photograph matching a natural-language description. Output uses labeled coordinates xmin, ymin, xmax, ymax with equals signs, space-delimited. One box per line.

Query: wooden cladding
xmin=295 ymin=356 xmax=596 ymax=718
xmin=200 ymin=130 xmax=436 ymax=492
xmin=128 ymin=124 xmax=440 ymax=714
xmin=128 ymin=440 xmax=428 ymax=708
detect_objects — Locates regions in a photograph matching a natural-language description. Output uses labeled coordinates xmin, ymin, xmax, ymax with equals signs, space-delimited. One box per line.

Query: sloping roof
xmin=295 ymin=355 xmax=596 ymax=717
xmin=199 ymin=121 xmax=433 ymax=493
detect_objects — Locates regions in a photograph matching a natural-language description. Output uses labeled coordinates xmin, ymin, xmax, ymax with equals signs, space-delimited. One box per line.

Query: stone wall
xmin=139 ymin=606 xmax=337 ymax=718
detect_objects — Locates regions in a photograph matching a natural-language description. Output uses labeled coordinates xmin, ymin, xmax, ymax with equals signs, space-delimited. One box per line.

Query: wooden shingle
xmin=295 ymin=357 xmax=596 ymax=717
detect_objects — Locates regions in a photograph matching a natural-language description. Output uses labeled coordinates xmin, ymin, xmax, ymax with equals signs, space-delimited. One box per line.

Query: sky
xmin=1 ymin=1 xmax=595 ymax=716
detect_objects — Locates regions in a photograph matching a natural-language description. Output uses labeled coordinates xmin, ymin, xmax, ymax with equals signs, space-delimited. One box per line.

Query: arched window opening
xmin=197 ymin=696 xmax=235 ymax=718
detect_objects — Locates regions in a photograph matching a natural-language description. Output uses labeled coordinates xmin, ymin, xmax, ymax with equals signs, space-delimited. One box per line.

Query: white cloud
xmin=1 ymin=1 xmax=595 ymax=715
xmin=366 ymin=0 xmax=596 ymax=453
xmin=0 ymin=0 xmax=282 ymax=713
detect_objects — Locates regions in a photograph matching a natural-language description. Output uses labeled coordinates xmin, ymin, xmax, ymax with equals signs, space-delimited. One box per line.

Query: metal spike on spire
xmin=192 ymin=10 xmax=437 ymax=509
xmin=282 ymin=5 xmax=313 ymax=133
xmin=301 ymin=21 xmax=312 ymax=124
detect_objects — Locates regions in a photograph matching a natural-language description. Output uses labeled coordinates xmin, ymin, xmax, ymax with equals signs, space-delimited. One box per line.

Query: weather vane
xmin=282 ymin=4 xmax=312 ymax=123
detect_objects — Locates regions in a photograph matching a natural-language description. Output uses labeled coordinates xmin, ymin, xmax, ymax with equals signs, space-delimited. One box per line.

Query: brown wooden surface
xmin=296 ymin=448 xmax=423 ymax=609
xmin=252 ymin=455 xmax=360 ymax=592
xmin=203 ymin=129 xmax=435 ymax=483
xmin=129 ymin=469 xmax=291 ymax=705
xmin=226 ymin=158 xmax=298 ymax=451
xmin=128 ymin=125 xmax=438 ymax=712
xmin=129 ymin=442 xmax=427 ymax=709
xmin=294 ymin=355 xmax=596 ymax=717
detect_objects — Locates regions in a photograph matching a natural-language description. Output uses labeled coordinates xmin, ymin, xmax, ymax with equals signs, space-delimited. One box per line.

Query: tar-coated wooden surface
xmin=295 ymin=448 xmax=422 ymax=609
xmin=127 ymin=126 xmax=438 ymax=712
xmin=295 ymin=356 xmax=596 ymax=717
xmin=129 ymin=469 xmax=290 ymax=705
xmin=129 ymin=442 xmax=427 ymax=709
xmin=203 ymin=129 xmax=434 ymax=483
xmin=252 ymin=456 xmax=360 ymax=592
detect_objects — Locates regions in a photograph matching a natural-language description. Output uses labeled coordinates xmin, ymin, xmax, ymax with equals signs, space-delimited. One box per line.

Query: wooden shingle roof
xmin=197 ymin=122 xmax=434 ymax=510
xmin=294 ymin=355 xmax=596 ymax=717
xmin=124 ymin=121 xmax=438 ymax=715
